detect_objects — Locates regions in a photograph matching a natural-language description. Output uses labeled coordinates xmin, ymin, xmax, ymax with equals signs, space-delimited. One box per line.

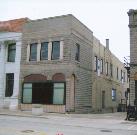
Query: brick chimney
xmin=106 ymin=39 xmax=109 ymax=50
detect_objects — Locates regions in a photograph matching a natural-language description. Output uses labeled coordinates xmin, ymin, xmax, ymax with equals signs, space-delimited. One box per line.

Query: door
xmin=102 ymin=91 xmax=105 ymax=109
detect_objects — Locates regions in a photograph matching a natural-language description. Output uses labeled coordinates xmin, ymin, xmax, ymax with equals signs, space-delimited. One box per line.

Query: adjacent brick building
xmin=20 ymin=14 xmax=128 ymax=113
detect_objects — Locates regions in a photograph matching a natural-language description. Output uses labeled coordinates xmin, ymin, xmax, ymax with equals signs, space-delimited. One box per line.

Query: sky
xmin=0 ymin=0 xmax=137 ymax=62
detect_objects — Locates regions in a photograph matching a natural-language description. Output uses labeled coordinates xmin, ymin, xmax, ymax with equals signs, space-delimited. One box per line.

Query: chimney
xmin=106 ymin=39 xmax=109 ymax=50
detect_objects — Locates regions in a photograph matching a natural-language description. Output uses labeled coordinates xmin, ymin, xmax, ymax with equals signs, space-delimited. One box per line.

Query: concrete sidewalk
xmin=0 ymin=109 xmax=127 ymax=120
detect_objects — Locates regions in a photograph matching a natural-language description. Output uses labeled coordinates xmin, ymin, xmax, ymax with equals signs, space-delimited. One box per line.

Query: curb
xmin=0 ymin=113 xmax=48 ymax=119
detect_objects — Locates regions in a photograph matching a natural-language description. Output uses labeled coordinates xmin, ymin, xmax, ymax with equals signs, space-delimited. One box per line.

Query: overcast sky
xmin=1 ymin=0 xmax=137 ymax=62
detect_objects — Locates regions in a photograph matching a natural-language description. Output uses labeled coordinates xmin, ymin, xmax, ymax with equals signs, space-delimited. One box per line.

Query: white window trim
xmin=60 ymin=41 xmax=63 ymax=60
xmin=26 ymin=44 xmax=30 ymax=62
xmin=37 ymin=42 xmax=41 ymax=61
xmin=48 ymin=42 xmax=52 ymax=60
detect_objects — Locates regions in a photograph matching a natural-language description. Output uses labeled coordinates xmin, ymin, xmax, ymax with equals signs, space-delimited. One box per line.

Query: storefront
xmin=21 ymin=74 xmax=66 ymax=113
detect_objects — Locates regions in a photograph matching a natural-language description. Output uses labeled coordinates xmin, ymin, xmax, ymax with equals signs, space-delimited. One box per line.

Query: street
xmin=0 ymin=112 xmax=137 ymax=135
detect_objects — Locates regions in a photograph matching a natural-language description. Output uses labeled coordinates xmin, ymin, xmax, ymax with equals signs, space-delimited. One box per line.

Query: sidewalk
xmin=0 ymin=109 xmax=127 ymax=120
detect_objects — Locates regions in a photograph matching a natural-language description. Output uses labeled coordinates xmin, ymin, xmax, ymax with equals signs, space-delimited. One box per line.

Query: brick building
xmin=128 ymin=9 xmax=137 ymax=106
xmin=92 ymin=38 xmax=128 ymax=112
xmin=20 ymin=14 xmax=128 ymax=113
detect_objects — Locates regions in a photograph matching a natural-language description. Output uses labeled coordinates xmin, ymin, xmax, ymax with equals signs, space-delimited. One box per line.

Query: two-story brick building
xmin=20 ymin=14 xmax=128 ymax=113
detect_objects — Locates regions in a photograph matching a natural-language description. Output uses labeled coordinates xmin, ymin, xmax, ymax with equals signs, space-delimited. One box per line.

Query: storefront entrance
xmin=32 ymin=83 xmax=53 ymax=104
xmin=22 ymin=82 xmax=65 ymax=105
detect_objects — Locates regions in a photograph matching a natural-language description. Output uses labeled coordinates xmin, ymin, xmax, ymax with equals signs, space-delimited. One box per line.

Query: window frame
xmin=117 ymin=67 xmax=119 ymax=80
xmin=51 ymin=41 xmax=60 ymax=60
xmin=40 ymin=42 xmax=48 ymax=60
xmin=7 ymin=43 xmax=16 ymax=62
xmin=112 ymin=89 xmax=116 ymax=101
xmin=100 ymin=59 xmax=103 ymax=73
xmin=5 ymin=73 xmax=14 ymax=97
xmin=94 ymin=56 xmax=98 ymax=72
xmin=121 ymin=70 xmax=123 ymax=82
xmin=29 ymin=43 xmax=37 ymax=61
xmin=123 ymin=72 xmax=126 ymax=82
xmin=110 ymin=63 xmax=113 ymax=77
xmin=105 ymin=62 xmax=108 ymax=75
xmin=75 ymin=43 xmax=80 ymax=62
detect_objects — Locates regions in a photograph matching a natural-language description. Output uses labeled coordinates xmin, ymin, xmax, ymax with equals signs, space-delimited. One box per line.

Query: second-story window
xmin=94 ymin=56 xmax=98 ymax=71
xmin=52 ymin=41 xmax=60 ymax=60
xmin=121 ymin=70 xmax=123 ymax=82
xmin=105 ymin=62 xmax=108 ymax=75
xmin=75 ymin=44 xmax=80 ymax=62
xmin=100 ymin=59 xmax=103 ymax=73
xmin=7 ymin=43 xmax=16 ymax=62
xmin=30 ymin=43 xmax=37 ymax=61
xmin=110 ymin=63 xmax=113 ymax=77
xmin=117 ymin=67 xmax=119 ymax=80
xmin=41 ymin=42 xmax=48 ymax=60
xmin=123 ymin=72 xmax=126 ymax=82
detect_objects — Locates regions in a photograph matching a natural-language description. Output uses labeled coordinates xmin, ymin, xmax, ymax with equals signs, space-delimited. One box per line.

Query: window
xmin=97 ymin=59 xmax=100 ymax=76
xmin=123 ymin=72 xmax=126 ymax=82
xmin=121 ymin=70 xmax=123 ymax=82
xmin=75 ymin=44 xmax=80 ymax=61
xmin=100 ymin=59 xmax=103 ymax=73
xmin=41 ymin=42 xmax=48 ymax=60
xmin=127 ymin=74 xmax=129 ymax=83
xmin=117 ymin=67 xmax=119 ymax=80
xmin=52 ymin=41 xmax=60 ymax=60
xmin=110 ymin=63 xmax=113 ymax=77
xmin=23 ymin=83 xmax=32 ymax=103
xmin=53 ymin=83 xmax=65 ymax=104
xmin=112 ymin=89 xmax=116 ymax=101
xmin=105 ymin=62 xmax=108 ymax=75
xmin=5 ymin=73 xmax=14 ymax=97
xmin=94 ymin=56 xmax=98 ymax=71
xmin=7 ymin=43 xmax=16 ymax=62
xmin=30 ymin=43 xmax=37 ymax=61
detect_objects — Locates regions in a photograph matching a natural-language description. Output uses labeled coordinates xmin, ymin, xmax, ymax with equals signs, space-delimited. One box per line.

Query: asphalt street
xmin=0 ymin=113 xmax=137 ymax=135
